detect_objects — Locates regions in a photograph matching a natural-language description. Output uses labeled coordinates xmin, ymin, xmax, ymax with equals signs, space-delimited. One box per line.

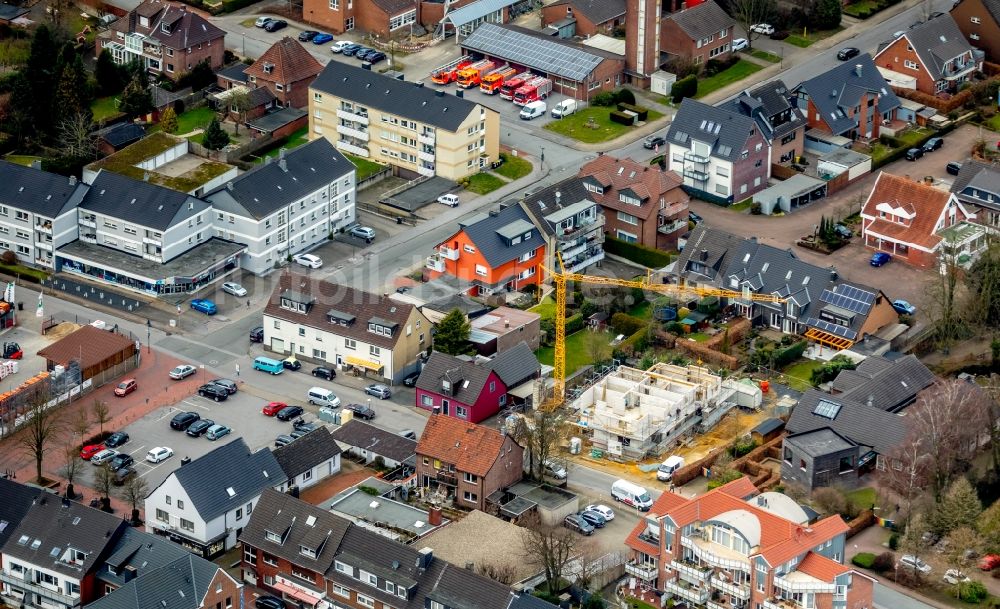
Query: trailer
xmin=455 ymin=59 xmax=495 ymax=88
xmin=479 ymin=66 xmax=518 ymax=95
xmin=512 ymin=76 xmax=552 ymax=106
xmin=430 ymin=58 xmax=473 ymax=85
xmin=499 ymin=74 xmax=530 ymax=101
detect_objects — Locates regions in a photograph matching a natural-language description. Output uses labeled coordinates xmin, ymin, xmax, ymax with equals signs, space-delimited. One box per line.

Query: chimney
xmin=855 ymin=63 xmax=863 ymax=77
xmin=555 ymin=191 xmax=561 ymax=206
xmin=226 ymin=181 xmax=234 ymax=190
xmin=829 ymin=266 xmax=838 ymax=280
xmin=68 ymin=175 xmax=77 ymax=186
xmin=465 ymin=562 xmax=475 ymax=570
xmin=417 ymin=547 xmax=434 ymax=568
xmin=432 ymin=405 xmax=441 ymax=414
xmin=279 ymin=159 xmax=287 ymax=172
xmin=362 ymin=63 xmax=372 ymax=70
xmin=700 ymin=249 xmax=708 ymax=261
xmin=428 ymin=507 xmax=443 ymax=526
xmin=489 ymin=209 xmax=499 ymax=217
xmin=504 ymin=318 xmax=510 ymax=328
xmin=279 ymin=147 xmax=287 ymax=160
xmin=61 ymin=497 xmax=70 ymax=508
xmin=456 ymin=90 xmax=463 ymax=98
xmin=867 ymin=395 xmax=874 ymax=408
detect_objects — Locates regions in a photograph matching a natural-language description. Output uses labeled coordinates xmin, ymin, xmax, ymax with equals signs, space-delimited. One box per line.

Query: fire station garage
xmin=459 ymin=22 xmax=625 ymax=100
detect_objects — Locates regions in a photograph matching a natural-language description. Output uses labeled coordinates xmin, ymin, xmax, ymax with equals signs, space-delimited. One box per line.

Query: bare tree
xmin=92 ymin=399 xmax=110 ymax=438
xmin=521 ymin=513 xmax=580 ymax=595
xmin=585 ymin=331 xmax=610 ymax=368
xmin=60 ymin=442 xmax=82 ymax=499
xmin=878 ymin=434 xmax=931 ymax=522
xmin=928 ymin=242 xmax=969 ymax=351
xmin=898 ymin=513 xmax=931 ymax=584
xmin=93 ymin=466 xmax=115 ymax=512
xmin=985 ymin=374 xmax=1000 ymax=473
xmin=57 ymin=113 xmax=96 ymax=159
xmin=476 ymin=561 xmax=517 ymax=585
xmin=943 ymin=526 xmax=981 ymax=596
xmin=17 ymin=397 xmax=62 ymax=483
xmin=227 ymin=89 xmax=252 ymax=135
xmin=509 ymin=410 xmax=569 ymax=480
xmin=69 ymin=407 xmax=90 ymax=440
xmin=729 ymin=0 xmax=776 ymax=48
xmin=117 ymin=474 xmax=148 ymax=525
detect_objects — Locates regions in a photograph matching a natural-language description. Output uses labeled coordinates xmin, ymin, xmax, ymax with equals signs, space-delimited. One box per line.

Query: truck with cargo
xmin=499 ymin=74 xmax=530 ymax=100
xmin=430 ymin=58 xmax=472 ymax=85
xmin=512 ymin=76 xmax=552 ymax=106
xmin=480 ymin=66 xmax=518 ymax=95
xmin=455 ymin=59 xmax=495 ymax=88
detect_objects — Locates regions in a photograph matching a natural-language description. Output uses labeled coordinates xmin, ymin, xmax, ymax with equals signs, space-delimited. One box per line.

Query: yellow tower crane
xmin=543 ymin=254 xmax=788 ymax=408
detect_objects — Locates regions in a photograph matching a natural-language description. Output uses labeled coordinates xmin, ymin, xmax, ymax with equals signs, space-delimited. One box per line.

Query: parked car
xmin=205 ymin=424 xmax=232 ymax=440
xmin=263 ymin=19 xmax=287 ymax=31
xmin=186 ymin=419 xmax=215 ymax=437
xmin=340 ymin=43 xmax=362 ymax=56
xmin=870 ymin=252 xmax=892 ymax=267
xmin=210 ymin=378 xmax=238 ymax=394
xmin=365 ymin=384 xmax=391 ymax=399
xmin=947 ymin=161 xmax=963 ymax=176
xmin=979 ymin=554 xmax=1000 ymax=571
xmin=543 ymin=459 xmax=567 ymax=480
xmin=331 ymin=40 xmax=353 ymax=53
xmin=347 ymin=403 xmax=376 ymax=420
xmin=113 ymin=467 xmax=137 ymax=486
xmin=256 ymin=596 xmax=286 ymax=609
xmin=289 ymin=429 xmax=308 ymax=440
xmin=402 ymin=371 xmax=420 ymax=387
xmin=277 ymin=405 xmax=305 ymax=421
xmin=899 ymin=554 xmax=932 ymax=574
xmin=923 ymin=137 xmax=944 ymax=152
xmin=943 ymin=569 xmax=971 ymax=584
xmin=274 ymin=435 xmax=295 ymax=448
xmin=312 ymin=33 xmax=333 ymax=44
xmin=146 ymin=446 xmax=174 ymax=463
xmin=643 ymin=134 xmax=665 ymax=149
xmin=833 ymin=224 xmax=852 ymax=239
xmin=105 ymin=431 xmax=129 ymax=448
xmin=366 ymin=51 xmax=386 ymax=64
xmin=292 ymin=419 xmax=318 ymax=433
xmin=312 ymin=366 xmax=336 ymax=380
xmin=283 ymin=358 xmax=302 ymax=371
xmin=354 ymin=47 xmax=375 ymax=60
xmin=399 ymin=429 xmax=417 ymax=440
xmin=198 ymin=383 xmax=229 ymax=402
xmin=108 ymin=453 xmax=134 ymax=472
xmin=170 ymin=411 xmax=201 ymax=431
xmin=254 ymin=16 xmax=273 ymax=27
xmin=114 ymin=378 xmax=137 ymax=397
xmin=892 ymin=299 xmax=917 ymax=315
xmin=298 ymin=30 xmax=318 ymax=41
xmin=292 ymin=253 xmax=323 ymax=268
xmin=750 ymin=23 xmax=775 ymax=34
xmin=563 ymin=513 xmax=595 ymax=535
xmin=169 ymin=364 xmax=196 ymax=380
xmin=732 ymin=38 xmax=749 ymax=51
xmin=262 ymin=401 xmax=287 ymax=416
xmin=80 ymin=443 xmax=106 ymax=460
xmin=837 ymin=47 xmax=860 ymax=60
xmin=584 ymin=504 xmax=615 ymax=521
xmin=91 ymin=449 xmax=118 ymax=465
xmin=222 ymin=282 xmax=247 ymax=296
xmin=349 ymin=226 xmax=376 ymax=240
xmin=579 ymin=510 xmax=607 ymax=528
xmin=250 ymin=326 xmax=264 ymax=342
xmin=190 ymin=299 xmax=217 ymax=315
xmin=905 ymin=147 xmax=924 ymax=161
xmin=438 ymin=194 xmax=460 ymax=207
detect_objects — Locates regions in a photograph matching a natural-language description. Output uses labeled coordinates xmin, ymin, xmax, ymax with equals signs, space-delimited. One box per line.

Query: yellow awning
xmin=804 ymin=328 xmax=853 ymax=350
xmin=345 ymin=356 xmax=383 ymax=372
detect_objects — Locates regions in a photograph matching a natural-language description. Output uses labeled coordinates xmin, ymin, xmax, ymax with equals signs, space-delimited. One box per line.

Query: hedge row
xmin=610 ymin=312 xmax=646 ymax=336
xmin=603 ymin=236 xmax=673 ymax=268
xmin=565 ymin=312 xmax=585 ymax=335
xmin=617 ymin=103 xmax=648 ymax=122
xmin=773 ymin=340 xmax=808 ymax=368
xmin=610 ymin=111 xmax=636 ymax=126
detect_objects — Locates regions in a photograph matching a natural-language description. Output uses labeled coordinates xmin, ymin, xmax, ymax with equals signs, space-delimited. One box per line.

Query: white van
xmin=307 ymin=387 xmax=340 ymax=408
xmin=657 ymin=455 xmax=685 ymax=481
xmin=437 ymin=193 xmax=460 ymax=207
xmin=551 ymin=99 xmax=578 ymax=118
xmin=519 ymin=101 xmax=546 ymax=120
xmin=611 ymin=479 xmax=653 ymax=511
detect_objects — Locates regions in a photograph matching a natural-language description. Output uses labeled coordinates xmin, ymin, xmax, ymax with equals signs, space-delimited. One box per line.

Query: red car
xmin=114 ymin=379 xmax=137 ymax=397
xmin=262 ymin=402 xmax=287 ymax=416
xmin=80 ymin=444 xmax=106 ymax=460
xmin=980 ymin=554 xmax=1000 ymax=571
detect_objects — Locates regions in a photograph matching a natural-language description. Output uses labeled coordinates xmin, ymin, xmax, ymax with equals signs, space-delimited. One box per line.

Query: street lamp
xmin=146 ymin=319 xmax=151 ymax=354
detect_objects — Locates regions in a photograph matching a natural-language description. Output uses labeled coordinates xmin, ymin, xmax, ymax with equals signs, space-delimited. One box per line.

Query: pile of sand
xmin=44 ymin=322 xmax=82 ymax=340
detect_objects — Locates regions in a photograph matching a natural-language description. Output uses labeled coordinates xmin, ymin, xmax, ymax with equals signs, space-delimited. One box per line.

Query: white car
xmin=254 ymin=16 xmax=272 ymax=27
xmin=892 ymin=30 xmax=906 ymax=38
xmin=899 ymin=555 xmax=932 ymax=574
xmin=750 ymin=23 xmax=775 ymax=35
xmin=732 ymin=38 xmax=749 ymax=51
xmin=437 ymin=194 xmax=460 ymax=207
xmin=146 ymin=446 xmax=174 ymax=463
xmin=293 ymin=253 xmax=323 ymax=269
xmin=222 ymin=282 xmax=247 ymax=297
xmin=91 ymin=449 xmax=118 ymax=465
xmin=169 ymin=364 xmax=196 ymax=380
xmin=331 ymin=40 xmax=353 ymax=53
xmin=943 ymin=569 xmax=971 ymax=584
xmin=584 ymin=504 xmax=615 ymax=521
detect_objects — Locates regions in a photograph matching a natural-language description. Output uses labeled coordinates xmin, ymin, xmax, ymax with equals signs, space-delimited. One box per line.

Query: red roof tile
xmin=578 ymin=155 xmax=685 ymax=221
xmin=861 ymin=172 xmax=972 ymax=251
xmin=416 ymin=415 xmax=511 ymax=477
xmin=244 ymin=37 xmax=323 ymax=86
xmin=797 ymin=551 xmax=850 ymax=582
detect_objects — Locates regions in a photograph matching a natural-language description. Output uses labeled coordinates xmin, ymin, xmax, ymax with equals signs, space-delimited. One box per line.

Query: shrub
xmin=958 ymin=580 xmax=989 ymax=602
xmin=671 ymin=74 xmax=698 ymax=103
xmin=813 ymin=487 xmax=847 ymax=516
xmin=750 ymin=202 xmax=763 ymax=215
xmin=613 ymin=88 xmax=636 ymax=105
xmin=851 ymin=553 xmax=876 ymax=569
xmin=610 ymin=313 xmax=647 ymax=336
xmin=666 ymin=321 xmax=685 ymax=334
xmin=889 ymin=533 xmax=899 ymax=551
xmin=565 ymin=312 xmax=585 ymax=335
xmin=591 ymin=91 xmax=615 ymax=106
xmin=0 ymin=250 xmax=17 ymax=265
xmin=603 ymin=236 xmax=673 ymax=268
xmin=729 ymin=438 xmax=757 ymax=458
xmin=872 ymin=552 xmax=896 ymax=573
xmin=616 ymin=103 xmax=648 ymax=121
xmin=610 ymin=110 xmax=635 ymax=125
xmin=810 ymin=355 xmax=858 ymax=385
xmin=774 ymin=340 xmax=808 ymax=368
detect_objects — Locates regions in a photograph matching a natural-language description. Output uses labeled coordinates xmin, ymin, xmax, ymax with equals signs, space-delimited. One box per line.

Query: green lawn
xmin=846 ymin=487 xmax=877 ymax=509
xmin=843 ymin=0 xmax=879 ymax=15
xmin=731 ymin=199 xmax=754 ymax=212
xmin=782 ymin=359 xmax=825 ymax=391
xmin=529 ymin=296 xmax=556 ymax=321
xmin=495 ymin=153 xmax=532 ymax=180
xmin=695 ymin=60 xmax=762 ymax=98
xmin=750 ymin=49 xmax=781 ymax=63
xmin=869 ymin=142 xmax=893 ymax=164
xmin=536 ymin=330 xmax=613 ymax=376
xmin=263 ymin=127 xmax=309 ymax=160
xmin=91 ymin=96 xmax=122 ymax=122
xmin=785 ymin=27 xmax=843 ymax=48
xmin=3 ymin=155 xmax=42 ymax=167
xmin=624 ymin=597 xmax=658 ymax=609
xmin=896 ymin=127 xmax=935 ymax=146
xmin=465 ymin=172 xmax=506 ymax=195
xmin=173 ymin=106 xmax=218 ymax=135
xmin=686 ymin=332 xmax=712 ymax=342
xmin=0 ymin=262 xmax=48 ymax=283
xmin=345 ymin=153 xmax=386 ymax=181
xmin=785 ymin=34 xmax=815 ymax=47
xmin=545 ymin=107 xmax=664 ymax=144
xmin=986 ymin=115 xmax=1000 ymax=132
xmin=629 ymin=301 xmax=653 ymax=321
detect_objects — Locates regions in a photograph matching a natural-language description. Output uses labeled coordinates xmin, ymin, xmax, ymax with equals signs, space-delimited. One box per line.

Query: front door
xmin=442 ymin=399 xmax=449 ymax=415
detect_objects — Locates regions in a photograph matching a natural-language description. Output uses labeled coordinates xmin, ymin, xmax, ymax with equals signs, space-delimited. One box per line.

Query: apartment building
xmin=206 ymin=139 xmax=356 ymax=275
xmin=98 ymin=0 xmax=225 ymax=78
xmin=519 ymin=177 xmax=606 ymax=274
xmin=721 ymin=80 xmax=807 ymax=166
xmin=624 ymin=477 xmax=875 ymax=609
xmin=309 ymin=61 xmax=500 ymax=180
xmin=263 ymin=275 xmax=431 ymax=383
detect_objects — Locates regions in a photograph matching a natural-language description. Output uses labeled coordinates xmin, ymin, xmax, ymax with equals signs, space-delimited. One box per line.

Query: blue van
xmin=253 ymin=356 xmax=284 ymax=374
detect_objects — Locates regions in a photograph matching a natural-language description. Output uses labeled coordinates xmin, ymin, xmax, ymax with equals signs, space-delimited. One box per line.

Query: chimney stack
xmin=226 ymin=181 xmax=233 ymax=190
xmin=456 ymin=90 xmax=463 ymax=98
xmin=428 ymin=507 xmax=443 ymax=526
xmin=68 ymin=175 xmax=77 ymax=186
xmin=855 ymin=63 xmax=863 ymax=77
xmin=417 ymin=547 xmax=434 ymax=568
xmin=555 ymin=191 xmax=561 ymax=206
xmin=279 ymin=147 xmax=286 ymax=160
xmin=504 ymin=318 xmax=510 ymax=328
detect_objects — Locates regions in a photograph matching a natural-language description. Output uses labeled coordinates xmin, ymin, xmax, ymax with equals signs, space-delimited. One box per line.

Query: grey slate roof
xmin=415 ymin=351 xmax=496 ymax=404
xmin=665 ymin=0 xmax=735 ymax=41
xmin=81 ymin=170 xmax=208 ymax=231
xmin=97 ymin=527 xmax=190 ymax=586
xmin=166 ymin=438 xmax=286 ymax=522
xmin=0 ymin=160 xmax=88 ymax=218
xmin=271 ymin=426 xmax=342 ymax=479
xmin=785 ymin=389 xmax=909 ymax=454
xmin=328 ymin=419 xmax=417 ymax=463
xmin=516 ymin=176 xmax=595 ymax=237
xmin=216 ymin=62 xmax=249 ymax=83
xmin=547 ymin=0 xmax=626 ymax=24
xmin=246 ymin=107 xmax=307 ymax=133
xmin=674 ymin=225 xmax=752 ymax=282
xmin=311 ymin=61 xmax=482 ymax=132
xmin=456 ymin=202 xmax=546 ymax=268
xmin=2 ymin=496 xmax=126 ymax=579
xmin=831 ymin=354 xmax=935 ymax=412
xmin=784 ymin=427 xmax=856 ymax=457
xmin=720 ymin=80 xmax=806 ymax=141
xmin=793 ymin=54 xmax=901 ymax=136
xmin=207 ymin=138 xmax=353 ymax=220
xmin=0 ymin=479 xmax=41 ymax=549
xmin=975 ymin=0 xmax=1000 ymax=22
xmin=667 ymin=98 xmax=757 ymax=162
xmin=489 ymin=340 xmax=540 ymax=387
xmin=751 ymin=417 xmax=785 ymax=436
xmin=901 ymin=14 xmax=975 ymax=80
xmin=460 ymin=23 xmax=610 ymax=83
xmin=951 ymin=159 xmax=1000 ymax=211
xmin=85 ymin=552 xmax=223 ymax=609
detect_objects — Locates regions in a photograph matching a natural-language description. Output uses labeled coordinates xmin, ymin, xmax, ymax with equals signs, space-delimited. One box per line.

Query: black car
xmin=293 ymin=419 xmax=318 ymax=433
xmin=922 ymin=137 xmax=944 ymax=152
xmin=905 ymin=147 xmax=924 ymax=161
xmin=947 ymin=161 xmax=963 ymax=176
xmin=108 ymin=453 xmax=134 ymax=472
xmin=276 ymin=405 xmax=304 ymax=421
xmin=643 ymin=134 xmax=666 ymax=149
xmin=579 ymin=510 xmax=607 ymax=528
xmin=250 ymin=326 xmax=264 ymax=342
xmin=113 ymin=467 xmax=137 ymax=486
xmin=210 ymin=379 xmax=238 ymax=394
xmin=298 ymin=30 xmax=319 ymax=41
xmin=312 ymin=366 xmax=336 ymax=380
xmin=105 ymin=431 xmax=129 ymax=448
xmin=354 ymin=47 xmax=375 ymax=60
xmin=255 ymin=597 xmax=287 ymax=609
xmin=563 ymin=514 xmax=595 ymax=535
xmin=341 ymin=43 xmax=362 ymax=56
xmin=402 ymin=371 xmax=420 ymax=387
xmin=366 ymin=51 xmax=386 ymax=64
xmin=170 ymin=411 xmax=201 ymax=431
xmin=837 ymin=47 xmax=860 ymax=61
xmin=186 ymin=418 xmax=216 ymax=437
xmin=347 ymin=403 xmax=376 ymax=420
xmin=283 ymin=359 xmax=302 ymax=371
xmin=198 ymin=383 xmax=229 ymax=402
xmin=263 ymin=19 xmax=287 ymax=31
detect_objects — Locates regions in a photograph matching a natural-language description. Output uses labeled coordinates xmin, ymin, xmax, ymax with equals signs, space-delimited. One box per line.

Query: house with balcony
xmin=667 ymin=99 xmax=770 ymax=206
xmin=518 ymin=177 xmax=606 ymax=274
xmin=263 ymin=274 xmax=430 ymax=383
xmin=873 ymin=13 xmax=982 ymax=95
xmin=861 ymin=172 xmax=986 ymax=269
xmin=624 ymin=476 xmax=875 ymax=609
xmin=720 ymin=80 xmax=807 ymax=166
xmin=145 ymin=438 xmax=287 ymax=558
xmin=951 ymin=159 xmax=1000 ymax=234
xmin=0 ymin=495 xmax=127 ymax=609
xmin=309 ymin=61 xmax=499 ymax=180
xmin=426 ymin=202 xmax=546 ymax=296
xmin=415 ymin=414 xmax=524 ymax=511
xmin=98 ymin=0 xmax=225 ymax=78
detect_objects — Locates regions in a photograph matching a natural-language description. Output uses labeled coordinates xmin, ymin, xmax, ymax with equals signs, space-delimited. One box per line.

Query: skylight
xmin=31 ymin=539 xmax=41 ymax=550
xmin=306 ymin=515 xmax=317 ymax=527
xmin=226 ymin=487 xmax=236 ymax=497
xmin=813 ymin=399 xmax=842 ymax=420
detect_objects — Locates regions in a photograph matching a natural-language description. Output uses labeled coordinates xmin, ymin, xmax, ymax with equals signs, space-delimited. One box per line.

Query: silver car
xmin=91 ymin=449 xmax=118 ymax=465
xmin=222 ymin=282 xmax=247 ymax=296
xmin=349 ymin=226 xmax=376 ymax=240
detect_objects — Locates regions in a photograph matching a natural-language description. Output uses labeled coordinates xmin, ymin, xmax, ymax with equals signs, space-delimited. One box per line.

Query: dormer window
xmin=265 ymin=530 xmax=282 ymax=543
xmin=300 ymin=545 xmax=316 ymax=558
xmin=161 ymin=22 xmax=170 ymax=34
xmin=327 ymin=309 xmax=355 ymax=326
xmin=139 ymin=16 xmax=148 ymax=27
xmin=584 ymin=183 xmax=604 ymax=194
xmin=442 ymin=379 xmax=452 ymax=393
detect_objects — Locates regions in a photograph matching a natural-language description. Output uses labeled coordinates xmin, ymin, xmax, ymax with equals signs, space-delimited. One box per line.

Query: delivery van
xmin=253 ymin=356 xmax=284 ymax=375
xmin=657 ymin=455 xmax=686 ymax=481
xmin=519 ymin=100 xmax=546 ymax=120
xmin=611 ymin=479 xmax=653 ymax=511
xmin=551 ymin=99 xmax=578 ymax=118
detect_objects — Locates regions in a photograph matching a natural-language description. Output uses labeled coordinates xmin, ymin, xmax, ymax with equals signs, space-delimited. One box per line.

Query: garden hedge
xmin=773 ymin=340 xmax=808 ymax=368
xmin=565 ymin=312 xmax=585 ymax=335
xmin=610 ymin=312 xmax=647 ymax=336
xmin=604 ymin=236 xmax=673 ymax=268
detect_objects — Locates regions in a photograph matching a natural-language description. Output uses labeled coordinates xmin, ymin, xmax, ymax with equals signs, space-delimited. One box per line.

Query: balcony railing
xmin=658 ymin=219 xmax=688 ymax=234
xmin=636 ymin=531 xmax=660 ymax=547
xmin=336 ymin=124 xmax=369 ymax=141
xmin=625 ymin=561 xmax=658 ymax=581
xmin=561 ymin=241 xmax=587 ymax=260
xmin=763 ymin=597 xmax=806 ymax=609
xmin=79 ymin=217 xmax=96 ymax=228
xmin=683 ymin=168 xmax=709 ymax=182
xmin=713 ymin=578 xmax=751 ymax=599
xmin=664 ymin=578 xmax=709 ymax=604
xmin=773 ymin=576 xmax=837 ymax=594
xmin=425 ymin=254 xmax=445 ymax=273
xmin=417 ymin=165 xmax=435 ymax=177
xmin=684 ymin=151 xmax=710 ymax=164
xmin=672 ymin=560 xmax=711 ymax=582
xmin=418 ymin=149 xmax=435 ymax=163
xmin=681 ymin=536 xmax=751 ymax=572
xmin=438 ymin=246 xmax=459 ymax=261
xmin=1 ymin=570 xmax=78 ymax=604
xmin=35 ymin=221 xmax=51 ymax=232
xmin=436 ymin=471 xmax=458 ymax=486
xmin=336 ymin=141 xmax=369 ymax=157
xmin=336 ymin=108 xmax=370 ymax=125
xmin=419 ymin=133 xmax=435 ymax=145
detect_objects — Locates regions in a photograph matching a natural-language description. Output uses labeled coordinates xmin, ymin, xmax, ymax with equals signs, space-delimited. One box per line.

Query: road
xmin=874 ymin=582 xmax=936 ymax=609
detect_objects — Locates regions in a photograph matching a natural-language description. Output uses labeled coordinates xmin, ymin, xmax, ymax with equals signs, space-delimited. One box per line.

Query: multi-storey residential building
xmin=263 ymin=275 xmax=431 ymax=383
xmin=624 ymin=477 xmax=875 ymax=609
xmin=97 ymin=0 xmax=225 ymax=78
xmin=519 ymin=177 xmax=606 ymax=274
xmin=0 ymin=161 xmax=86 ymax=270
xmin=145 ymin=439 xmax=287 ymax=558
xmin=426 ymin=202 xmax=546 ymax=296
xmin=721 ymin=80 xmax=807 ymax=166
xmin=873 ymin=14 xmax=982 ymax=95
xmin=206 ymin=139 xmax=356 ymax=275
xmin=667 ymin=99 xmax=771 ymax=205
xmin=415 ymin=414 xmax=524 ymax=511
xmin=951 ymin=159 xmax=1000 ymax=234
xmin=243 ymin=37 xmax=323 ymax=109
xmin=309 ymin=61 xmax=499 ymax=180
xmin=301 ymin=0 xmax=417 ymax=38
xmin=951 ymin=0 xmax=1000 ymax=61
xmin=659 ymin=0 xmax=735 ymax=64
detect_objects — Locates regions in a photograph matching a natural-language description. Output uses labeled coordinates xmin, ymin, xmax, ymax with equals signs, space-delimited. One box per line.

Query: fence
xmin=190 ymin=131 xmax=278 ymax=164
xmin=846 ymin=509 xmax=876 ymax=538
xmin=357 ymin=167 xmax=393 ymax=191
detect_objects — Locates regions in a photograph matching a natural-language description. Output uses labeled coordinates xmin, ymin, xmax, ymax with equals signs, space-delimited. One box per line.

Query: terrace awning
xmin=345 ymin=356 xmax=384 ymax=372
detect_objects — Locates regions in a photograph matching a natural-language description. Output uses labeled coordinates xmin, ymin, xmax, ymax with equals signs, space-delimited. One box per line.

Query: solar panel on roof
xmin=462 ymin=24 xmax=602 ymax=82
xmin=820 ymin=286 xmax=874 ymax=314
xmin=806 ymin=317 xmax=858 ymax=340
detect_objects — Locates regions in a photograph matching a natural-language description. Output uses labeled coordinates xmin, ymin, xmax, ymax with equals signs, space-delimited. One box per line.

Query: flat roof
xmin=471 ymin=307 xmax=540 ymax=333
xmin=819 ymin=147 xmax=869 ymax=167
xmin=754 ymin=174 xmax=826 ymax=201
xmin=443 ymin=0 xmax=520 ymax=26
xmin=461 ymin=23 xmax=606 ymax=82
xmin=247 ymin=108 xmax=307 ymax=133
xmin=57 ymin=238 xmax=246 ymax=284
xmin=509 ymin=481 xmax=577 ymax=510
xmin=582 ymin=34 xmax=626 ymax=55
xmin=328 ymin=488 xmax=445 ymax=537
xmin=418 ymin=510 xmax=536 ymax=582
xmin=804 ymin=129 xmax=853 ymax=147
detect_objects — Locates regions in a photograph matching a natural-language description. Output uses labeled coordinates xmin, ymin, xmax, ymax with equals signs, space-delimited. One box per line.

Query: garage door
xmin=270 ymin=338 xmax=284 ymax=353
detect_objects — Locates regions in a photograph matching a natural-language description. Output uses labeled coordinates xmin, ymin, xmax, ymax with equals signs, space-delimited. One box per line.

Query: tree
xmin=944 ymin=526 xmax=981 ymax=597
xmin=92 ymin=399 xmax=110 ymax=438
xmin=228 ymin=89 xmax=253 ymax=135
xmin=93 ymin=466 xmax=115 ymax=512
xmin=898 ymin=513 xmax=931 ymax=582
xmin=509 ymin=409 xmax=569 ymax=481
xmin=475 ymin=561 xmax=517 ymax=585
xmin=984 ymin=374 xmax=1000 ymax=474
xmin=878 ymin=434 xmax=931 ymax=522
xmin=159 ymin=106 xmax=179 ymax=134
xmin=25 ymin=25 xmax=58 ymax=138
xmin=118 ymin=74 xmax=153 ymax=120
xmin=730 ymin=0 xmax=776 ymax=48
xmin=929 ymin=239 xmax=969 ymax=350
xmin=977 ymin=500 xmax=1000 ymax=553
xmin=60 ymin=442 xmax=81 ymax=500
xmin=202 ymin=117 xmax=230 ymax=150
xmin=117 ymin=475 xmax=148 ymax=525
xmin=69 ymin=407 xmax=90 ymax=439
xmin=54 ymin=52 xmax=92 ymax=126
xmin=95 ymin=49 xmax=125 ymax=97
xmin=521 ymin=513 xmax=580 ymax=595
xmin=585 ymin=331 xmax=610 ymax=368
xmin=4 ymin=72 xmax=34 ymax=145
xmin=930 ymin=478 xmax=982 ymax=536
xmin=812 ymin=487 xmax=847 ymax=517
xmin=57 ymin=113 xmax=96 ymax=160
xmin=433 ymin=309 xmax=473 ymax=355
xmin=810 ymin=0 xmax=842 ymax=30
xmin=967 ymin=245 xmax=1000 ymax=330
xmin=178 ymin=60 xmax=216 ymax=92
xmin=17 ymin=396 xmax=62 ymax=483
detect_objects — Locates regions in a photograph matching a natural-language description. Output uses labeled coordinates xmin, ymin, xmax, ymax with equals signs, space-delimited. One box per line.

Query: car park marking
xmin=154 ymin=407 xmax=181 ymax=422
xmin=182 ymin=399 xmax=211 ymax=411
xmin=128 ymin=445 xmax=147 ymax=456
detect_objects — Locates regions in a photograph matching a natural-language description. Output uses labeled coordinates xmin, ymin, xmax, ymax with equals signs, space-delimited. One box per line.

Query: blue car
xmin=366 ymin=51 xmax=386 ymax=64
xmin=870 ymin=252 xmax=891 ymax=267
xmin=892 ymin=299 xmax=916 ymax=315
xmin=312 ymin=33 xmax=333 ymax=44
xmin=190 ymin=299 xmax=217 ymax=315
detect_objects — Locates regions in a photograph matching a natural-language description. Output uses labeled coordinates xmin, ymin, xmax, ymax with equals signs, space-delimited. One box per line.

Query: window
xmin=357 ymin=595 xmax=375 ymax=609
xmin=388 ymin=9 xmax=416 ymax=31
xmin=456 ymin=406 xmax=468 ymax=418
xmin=617 ymin=211 xmax=638 ymax=225
xmin=475 ymin=264 xmax=487 ymax=276
xmin=345 ymin=339 xmax=356 ymax=350
xmin=292 ymin=565 xmax=314 ymax=581
xmin=464 ymin=472 xmax=477 ymax=483
xmin=243 ymin=546 xmax=257 ymax=566
xmin=14 ymin=211 xmax=27 ymax=221
xmin=265 ymin=530 xmax=282 ymax=543
xmin=335 ymin=560 xmax=351 ymax=574
xmin=370 ymin=345 xmax=380 ymax=357
xmin=463 ymin=491 xmax=478 ymax=502
xmin=236 ymin=508 xmax=243 ymax=521
xmin=904 ymin=59 xmax=919 ymax=70
xmin=361 ymin=570 xmax=378 ymax=586
xmin=180 ymin=518 xmax=194 ymax=532
xmin=715 ymin=184 xmax=729 ymax=196
xmin=463 ymin=244 xmax=475 ymax=253
xmin=166 ymin=496 xmax=172 ymax=505
xmin=262 ymin=553 xmax=278 ymax=566
xmin=156 ymin=509 xmax=169 ymax=522
xmin=333 ymin=584 xmax=350 ymax=598
xmin=421 ymin=395 xmax=433 ymax=406
xmin=177 ymin=500 xmax=184 ymax=510
xmin=971 ymin=16 xmax=981 ymax=23
xmin=273 ymin=320 xmax=280 ymax=329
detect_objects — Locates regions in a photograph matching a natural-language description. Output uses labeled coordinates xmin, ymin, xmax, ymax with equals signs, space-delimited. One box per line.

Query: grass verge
xmin=750 ymin=49 xmax=781 ymax=63
xmin=91 ymin=96 xmax=122 ymax=122
xmin=545 ymin=107 xmax=664 ymax=144
xmin=536 ymin=330 xmax=612 ymax=376
xmin=465 ymin=172 xmax=506 ymax=195
xmin=529 ymin=296 xmax=556 ymax=321
xmin=263 ymin=127 xmax=309 ymax=159
xmin=344 ymin=153 xmax=386 ymax=181
xmin=0 ymin=262 xmax=48 ymax=283
xmin=495 ymin=152 xmax=532 ymax=180
xmin=731 ymin=199 xmax=754 ymax=212
xmin=846 ymin=487 xmax=877 ymax=509
xmin=3 ymin=155 xmax=42 ymax=167
xmin=785 ymin=34 xmax=815 ymax=47
xmin=695 ymin=60 xmax=763 ymax=98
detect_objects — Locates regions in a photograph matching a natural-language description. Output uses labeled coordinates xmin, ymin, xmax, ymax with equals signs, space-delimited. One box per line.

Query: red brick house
xmin=951 ymin=0 xmax=1000 ymax=62
xmin=660 ymin=0 xmax=735 ymax=64
xmin=302 ymin=0 xmax=416 ymax=38
xmin=541 ymin=0 xmax=626 ymax=37
xmin=97 ymin=0 xmax=226 ymax=79
xmin=244 ymin=37 xmax=323 ymax=109
xmin=415 ymin=414 xmax=524 ymax=511
xmin=578 ymin=155 xmax=689 ymax=250
xmin=872 ymin=13 xmax=981 ymax=95
xmin=861 ymin=172 xmax=984 ymax=268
